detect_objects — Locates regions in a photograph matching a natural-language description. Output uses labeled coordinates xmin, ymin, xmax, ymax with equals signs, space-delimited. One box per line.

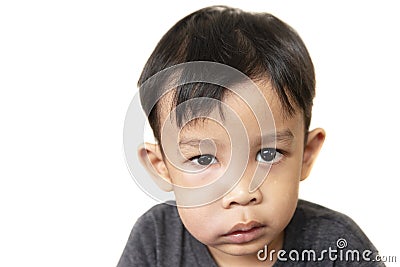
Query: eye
xmin=190 ymin=154 xmax=217 ymax=166
xmin=256 ymin=148 xmax=283 ymax=163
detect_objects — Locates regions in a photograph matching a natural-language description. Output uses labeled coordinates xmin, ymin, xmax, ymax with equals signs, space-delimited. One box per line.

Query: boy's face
xmin=140 ymin=81 xmax=325 ymax=260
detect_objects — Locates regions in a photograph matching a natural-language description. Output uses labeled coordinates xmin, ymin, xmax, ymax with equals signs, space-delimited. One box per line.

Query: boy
xmin=119 ymin=6 xmax=383 ymax=266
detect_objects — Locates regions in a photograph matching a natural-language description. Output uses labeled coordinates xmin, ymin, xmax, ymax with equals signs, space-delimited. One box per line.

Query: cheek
xmin=262 ymin=163 xmax=302 ymax=227
xmin=273 ymin=189 xmax=298 ymax=229
xmin=177 ymin=206 xmax=220 ymax=245
xmin=167 ymin=163 xmax=224 ymax=188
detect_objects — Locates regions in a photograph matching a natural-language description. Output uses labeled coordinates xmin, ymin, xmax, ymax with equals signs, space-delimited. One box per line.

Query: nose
xmin=221 ymin=175 xmax=263 ymax=208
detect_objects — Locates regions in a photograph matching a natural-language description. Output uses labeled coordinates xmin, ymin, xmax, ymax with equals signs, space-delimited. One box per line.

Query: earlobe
xmin=138 ymin=143 xmax=173 ymax=192
xmin=301 ymin=128 xmax=326 ymax=181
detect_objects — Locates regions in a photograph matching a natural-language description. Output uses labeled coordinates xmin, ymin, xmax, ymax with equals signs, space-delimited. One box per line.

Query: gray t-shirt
xmin=117 ymin=199 xmax=384 ymax=266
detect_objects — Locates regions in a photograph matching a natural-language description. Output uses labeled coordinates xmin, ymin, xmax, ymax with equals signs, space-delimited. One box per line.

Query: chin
xmin=215 ymin=241 xmax=264 ymax=256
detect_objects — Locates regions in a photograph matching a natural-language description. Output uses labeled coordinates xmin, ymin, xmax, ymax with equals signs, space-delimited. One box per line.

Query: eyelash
xmin=189 ymin=154 xmax=217 ymax=166
xmin=189 ymin=148 xmax=286 ymax=166
xmin=255 ymin=148 xmax=285 ymax=164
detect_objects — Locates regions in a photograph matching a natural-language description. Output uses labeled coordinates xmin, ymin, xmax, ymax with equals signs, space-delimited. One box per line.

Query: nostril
xmin=229 ymin=201 xmax=239 ymax=206
xmin=222 ymin=188 xmax=263 ymax=209
xmin=229 ymin=198 xmax=257 ymax=207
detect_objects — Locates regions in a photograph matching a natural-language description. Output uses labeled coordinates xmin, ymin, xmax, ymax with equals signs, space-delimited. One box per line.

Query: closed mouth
xmin=223 ymin=221 xmax=266 ymax=244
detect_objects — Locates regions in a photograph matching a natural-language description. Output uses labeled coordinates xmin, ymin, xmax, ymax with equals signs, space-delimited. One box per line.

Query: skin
xmin=139 ymin=81 xmax=325 ymax=266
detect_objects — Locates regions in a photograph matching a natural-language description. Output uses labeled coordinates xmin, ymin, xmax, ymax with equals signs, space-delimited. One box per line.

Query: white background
xmin=0 ymin=0 xmax=399 ymax=266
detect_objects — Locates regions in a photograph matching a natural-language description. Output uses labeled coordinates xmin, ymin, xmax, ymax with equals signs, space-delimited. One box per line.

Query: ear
xmin=138 ymin=143 xmax=173 ymax=192
xmin=301 ymin=128 xmax=326 ymax=181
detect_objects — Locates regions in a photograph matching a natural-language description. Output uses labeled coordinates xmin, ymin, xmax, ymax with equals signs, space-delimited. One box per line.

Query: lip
xmin=223 ymin=221 xmax=266 ymax=244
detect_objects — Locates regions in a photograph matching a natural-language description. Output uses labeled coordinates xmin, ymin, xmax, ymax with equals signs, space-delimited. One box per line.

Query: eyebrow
xmin=178 ymin=137 xmax=222 ymax=150
xmin=178 ymin=138 xmax=219 ymax=157
xmin=178 ymin=129 xmax=294 ymax=148
xmin=178 ymin=139 xmax=206 ymax=148
xmin=273 ymin=129 xmax=294 ymax=142
xmin=256 ymin=129 xmax=294 ymax=147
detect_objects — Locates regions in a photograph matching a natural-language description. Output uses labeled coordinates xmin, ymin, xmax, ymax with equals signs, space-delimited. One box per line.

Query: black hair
xmin=139 ymin=6 xmax=315 ymax=143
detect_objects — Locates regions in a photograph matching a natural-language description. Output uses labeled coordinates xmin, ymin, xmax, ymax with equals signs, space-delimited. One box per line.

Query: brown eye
xmin=191 ymin=154 xmax=217 ymax=166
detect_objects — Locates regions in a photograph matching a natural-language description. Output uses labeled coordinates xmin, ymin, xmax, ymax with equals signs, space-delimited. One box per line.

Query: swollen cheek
xmin=276 ymin=195 xmax=298 ymax=228
xmin=178 ymin=210 xmax=217 ymax=244
xmin=263 ymin=185 xmax=298 ymax=226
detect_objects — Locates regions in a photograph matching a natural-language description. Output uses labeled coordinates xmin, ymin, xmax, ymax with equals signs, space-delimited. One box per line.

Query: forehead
xmin=158 ymin=80 xmax=304 ymax=144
